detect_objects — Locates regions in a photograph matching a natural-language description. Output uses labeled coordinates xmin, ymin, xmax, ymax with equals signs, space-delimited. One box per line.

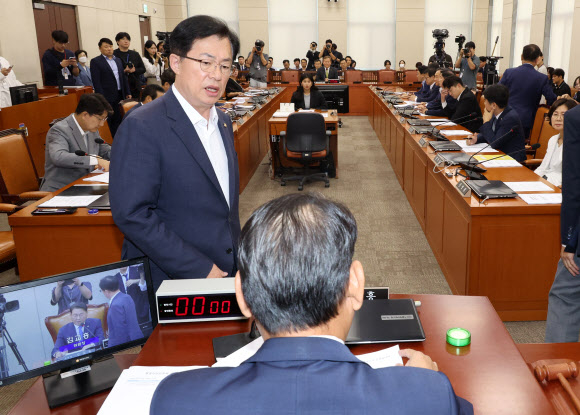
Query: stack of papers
xmin=504 ymin=181 xmax=553 ymax=192
xmin=453 ymin=140 xmax=499 ymax=153
xmin=429 ymin=120 xmax=455 ymax=126
xmin=39 ymin=195 xmax=102 ymax=208
xmin=84 ymin=172 xmax=109 ymax=183
xmin=519 ymin=193 xmax=562 ymax=204
xmin=272 ymin=111 xmax=294 ymax=118
xmin=440 ymin=130 xmax=471 ymax=137
xmin=474 ymin=155 xmax=522 ymax=168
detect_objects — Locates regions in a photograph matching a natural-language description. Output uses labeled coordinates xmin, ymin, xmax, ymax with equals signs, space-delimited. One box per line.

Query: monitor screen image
xmin=0 ymin=258 xmax=156 ymax=391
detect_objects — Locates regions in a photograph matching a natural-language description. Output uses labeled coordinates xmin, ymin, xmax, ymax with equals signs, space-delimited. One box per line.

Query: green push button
xmin=446 ymin=328 xmax=471 ymax=347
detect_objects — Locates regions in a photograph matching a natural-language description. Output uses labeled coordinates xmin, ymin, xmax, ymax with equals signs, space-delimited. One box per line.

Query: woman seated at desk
xmin=534 ymin=98 xmax=577 ymax=187
xmin=226 ymin=67 xmax=244 ymax=99
xmin=291 ymin=73 xmax=327 ymax=110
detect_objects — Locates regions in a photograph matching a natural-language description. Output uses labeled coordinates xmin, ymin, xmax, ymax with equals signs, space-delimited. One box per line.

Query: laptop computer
xmin=429 ymin=141 xmax=462 ymax=152
xmin=345 ymin=299 xmax=426 ymax=344
xmin=87 ymin=192 xmax=110 ymax=210
xmin=466 ymin=180 xmax=517 ymax=199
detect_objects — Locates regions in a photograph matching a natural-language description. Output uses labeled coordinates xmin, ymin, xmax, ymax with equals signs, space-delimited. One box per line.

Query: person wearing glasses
xmin=42 ymin=30 xmax=80 ymax=86
xmin=40 ymin=93 xmax=112 ymax=191
xmin=110 ymin=15 xmax=242 ymax=292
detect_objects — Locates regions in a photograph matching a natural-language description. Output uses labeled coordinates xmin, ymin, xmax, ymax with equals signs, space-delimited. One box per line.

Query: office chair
xmin=45 ymin=303 xmax=109 ymax=343
xmin=119 ymin=99 xmax=139 ymax=117
xmin=280 ymin=112 xmax=331 ymax=191
xmin=378 ymin=70 xmax=395 ymax=84
xmin=0 ymin=203 xmax=17 ymax=270
xmin=522 ymin=113 xmax=558 ymax=171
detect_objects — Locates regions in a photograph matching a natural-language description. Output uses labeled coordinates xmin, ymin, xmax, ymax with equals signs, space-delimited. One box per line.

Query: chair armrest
xmin=19 ymin=191 xmax=51 ymax=200
xmin=522 ymin=159 xmax=543 ymax=167
xmin=0 ymin=203 xmax=18 ymax=213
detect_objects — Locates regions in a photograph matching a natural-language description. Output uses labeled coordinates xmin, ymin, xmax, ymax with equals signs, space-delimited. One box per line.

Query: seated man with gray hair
xmin=150 ymin=193 xmax=473 ymax=414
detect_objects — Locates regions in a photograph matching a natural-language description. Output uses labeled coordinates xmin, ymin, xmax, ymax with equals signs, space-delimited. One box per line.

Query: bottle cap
xmin=446 ymin=328 xmax=471 ymax=347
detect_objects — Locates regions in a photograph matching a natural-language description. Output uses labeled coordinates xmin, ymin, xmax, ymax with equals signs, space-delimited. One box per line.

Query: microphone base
xmin=464 ymin=170 xmax=486 ymax=180
xmin=458 ymin=162 xmax=487 ymax=173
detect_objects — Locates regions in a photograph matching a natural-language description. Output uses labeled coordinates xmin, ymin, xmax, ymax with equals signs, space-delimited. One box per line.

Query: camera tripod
xmin=0 ymin=315 xmax=28 ymax=379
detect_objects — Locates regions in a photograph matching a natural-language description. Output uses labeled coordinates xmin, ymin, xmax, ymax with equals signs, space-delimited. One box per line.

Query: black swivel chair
xmin=280 ymin=112 xmax=331 ymax=190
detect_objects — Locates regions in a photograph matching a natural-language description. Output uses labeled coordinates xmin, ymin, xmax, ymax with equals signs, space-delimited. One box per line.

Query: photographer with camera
xmin=247 ymin=39 xmax=269 ymax=88
xmin=321 ymin=39 xmax=342 ymax=68
xmin=51 ymin=278 xmax=93 ymax=314
xmin=454 ymin=41 xmax=479 ymax=91
xmin=306 ymin=42 xmax=320 ymax=70
xmin=114 ymin=32 xmax=146 ymax=99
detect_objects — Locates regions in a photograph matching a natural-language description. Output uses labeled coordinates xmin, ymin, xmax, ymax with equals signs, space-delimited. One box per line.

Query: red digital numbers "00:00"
xmin=174 ymin=297 xmax=231 ymax=316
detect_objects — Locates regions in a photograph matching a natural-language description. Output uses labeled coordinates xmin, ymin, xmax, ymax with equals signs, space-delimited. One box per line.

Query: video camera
xmin=432 ymin=29 xmax=450 ymax=68
xmin=455 ymin=35 xmax=466 ymax=50
xmin=155 ymin=31 xmax=172 ymax=58
xmin=483 ymin=56 xmax=503 ymax=85
xmin=0 ymin=294 xmax=19 ymax=317
xmin=255 ymin=39 xmax=265 ymax=53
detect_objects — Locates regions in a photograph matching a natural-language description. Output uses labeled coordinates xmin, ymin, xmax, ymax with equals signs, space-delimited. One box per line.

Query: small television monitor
xmin=0 ymin=258 xmax=157 ymax=407
xmin=9 ymin=84 xmax=39 ymax=106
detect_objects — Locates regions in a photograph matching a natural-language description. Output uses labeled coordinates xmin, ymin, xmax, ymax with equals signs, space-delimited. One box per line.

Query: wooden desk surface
xmin=268 ymin=110 xmax=339 ymax=124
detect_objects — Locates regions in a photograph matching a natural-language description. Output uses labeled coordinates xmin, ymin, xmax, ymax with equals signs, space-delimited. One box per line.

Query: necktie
xmin=78 ymin=325 xmax=83 ymax=339
xmin=491 ymin=117 xmax=497 ymax=133
xmin=326 ymin=69 xmax=329 ymax=78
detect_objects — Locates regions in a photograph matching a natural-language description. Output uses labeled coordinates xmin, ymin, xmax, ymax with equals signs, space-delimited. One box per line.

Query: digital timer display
xmin=157 ymin=293 xmax=244 ymax=322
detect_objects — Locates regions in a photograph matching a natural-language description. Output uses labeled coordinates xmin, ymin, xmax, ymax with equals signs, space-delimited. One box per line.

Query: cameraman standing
xmin=306 ymin=42 xmax=319 ymax=70
xmin=455 ymin=41 xmax=479 ymax=91
xmin=247 ymin=40 xmax=269 ymax=88
xmin=114 ymin=32 xmax=146 ymax=99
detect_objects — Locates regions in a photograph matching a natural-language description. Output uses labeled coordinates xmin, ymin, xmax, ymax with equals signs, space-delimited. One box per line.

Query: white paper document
xmin=453 ymin=140 xmax=499 ymax=153
xmin=272 ymin=111 xmax=294 ymax=118
xmin=355 ymin=344 xmax=403 ymax=368
xmin=83 ymin=172 xmax=109 ymax=183
xmin=519 ymin=193 xmax=562 ymax=205
xmin=404 ymin=101 xmax=421 ymax=106
xmin=212 ymin=336 xmax=265 ymax=367
xmin=504 ymin=181 xmax=554 ymax=192
xmin=97 ymin=366 xmax=206 ymax=415
xmin=428 ymin=120 xmax=455 ymax=126
xmin=39 ymin=195 xmax=102 ymax=207
xmin=440 ymin=130 xmax=471 ymax=137
xmin=480 ymin=160 xmax=522 ymax=168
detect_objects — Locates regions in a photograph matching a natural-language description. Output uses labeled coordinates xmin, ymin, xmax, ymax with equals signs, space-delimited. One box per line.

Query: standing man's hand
xmin=207 ymin=264 xmax=228 ymax=278
xmin=561 ymin=246 xmax=580 ymax=276
xmin=1 ymin=67 xmax=11 ymax=76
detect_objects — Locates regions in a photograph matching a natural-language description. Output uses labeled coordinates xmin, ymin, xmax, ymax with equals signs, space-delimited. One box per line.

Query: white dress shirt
xmin=173 ymin=85 xmax=230 ymax=207
xmin=535 ymin=134 xmax=563 ymax=187
xmin=102 ymin=54 xmax=121 ymax=90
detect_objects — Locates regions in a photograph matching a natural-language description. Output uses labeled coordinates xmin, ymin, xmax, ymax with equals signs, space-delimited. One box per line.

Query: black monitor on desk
xmin=318 ymin=84 xmax=349 ymax=113
xmin=9 ymin=84 xmax=39 ymax=106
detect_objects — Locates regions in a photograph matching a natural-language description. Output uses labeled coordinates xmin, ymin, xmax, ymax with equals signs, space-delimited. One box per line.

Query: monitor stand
xmin=43 ymin=357 xmax=121 ymax=408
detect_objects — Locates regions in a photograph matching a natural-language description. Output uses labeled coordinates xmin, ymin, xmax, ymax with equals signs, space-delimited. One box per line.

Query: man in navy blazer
xmin=466 ymin=84 xmax=525 ymax=162
xmin=415 ymin=67 xmax=439 ymax=103
xmin=51 ymin=302 xmax=104 ymax=359
xmin=113 ymin=265 xmax=150 ymax=325
xmin=545 ymin=105 xmax=580 ymax=342
xmin=99 ymin=276 xmax=143 ymax=347
xmin=150 ymin=193 xmax=473 ymax=415
xmin=499 ymin=44 xmax=556 ymax=138
xmin=90 ymin=38 xmax=131 ymax=137
xmin=110 ymin=16 xmax=241 ymax=292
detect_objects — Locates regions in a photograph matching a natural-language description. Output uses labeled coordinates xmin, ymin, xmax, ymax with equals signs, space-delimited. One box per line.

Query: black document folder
xmin=346 ymin=299 xmax=425 ymax=344
xmin=466 ymin=180 xmax=517 ymax=199
xmin=59 ymin=185 xmax=108 ymax=197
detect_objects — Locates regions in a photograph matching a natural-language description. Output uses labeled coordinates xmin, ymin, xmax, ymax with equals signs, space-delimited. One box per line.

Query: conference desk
xmin=268 ymin=111 xmax=339 ymax=179
xmin=8 ymin=88 xmax=293 ymax=281
xmin=7 ymin=294 xmax=557 ymax=414
xmin=369 ymin=86 xmax=561 ymax=321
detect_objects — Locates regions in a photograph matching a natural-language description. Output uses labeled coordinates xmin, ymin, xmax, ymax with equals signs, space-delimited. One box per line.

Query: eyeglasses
xmin=181 ymin=56 xmax=232 ymax=75
xmin=93 ymin=114 xmax=108 ymax=123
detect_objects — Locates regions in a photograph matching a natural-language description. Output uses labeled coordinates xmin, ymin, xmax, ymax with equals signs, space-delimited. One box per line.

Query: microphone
xmin=434 ymin=112 xmax=478 ymax=129
xmin=75 ymin=150 xmax=106 ymax=160
xmin=459 ymin=143 xmax=541 ymax=180
xmin=464 ymin=126 xmax=519 ymax=168
xmin=94 ymin=138 xmax=105 ymax=145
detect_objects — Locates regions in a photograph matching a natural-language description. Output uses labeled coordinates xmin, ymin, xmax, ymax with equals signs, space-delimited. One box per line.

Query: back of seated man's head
xmin=160 ymin=69 xmax=175 ymax=92
xmin=482 ymin=84 xmax=509 ymax=109
xmin=140 ymin=84 xmax=165 ymax=104
xmin=427 ymin=62 xmax=440 ymax=70
xmin=521 ymin=44 xmax=541 ymax=64
xmin=236 ymin=193 xmax=362 ymax=337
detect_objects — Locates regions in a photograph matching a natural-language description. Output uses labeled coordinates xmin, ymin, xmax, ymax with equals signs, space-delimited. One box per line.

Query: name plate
xmin=236 ymin=119 xmax=244 ymax=126
xmin=256 ymin=104 xmax=262 ymax=109
xmin=400 ymin=117 xmax=406 ymax=124
xmin=455 ymin=180 xmax=472 ymax=197
xmin=418 ymin=136 xmax=429 ymax=148
xmin=248 ymin=110 xmax=254 ymax=116
xmin=433 ymin=154 xmax=446 ymax=167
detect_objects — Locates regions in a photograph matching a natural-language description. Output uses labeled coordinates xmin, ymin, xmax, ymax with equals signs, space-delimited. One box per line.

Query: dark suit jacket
xmin=90 ymin=55 xmax=131 ymax=103
xmin=416 ymin=83 xmax=440 ymax=103
xmin=315 ymin=66 xmax=338 ymax=82
xmin=499 ymin=63 xmax=557 ymax=130
xmin=52 ymin=319 xmax=104 ymax=357
xmin=562 ymin=105 xmax=580 ymax=254
xmin=110 ymin=87 xmax=241 ymax=291
xmin=113 ymin=266 xmax=150 ymax=324
xmin=107 ymin=292 xmax=142 ymax=347
xmin=426 ymin=93 xmax=457 ymax=117
xmin=443 ymin=88 xmax=483 ymax=133
xmin=290 ymin=90 xmax=328 ymax=110
xmin=150 ymin=337 xmax=473 ymax=414
xmin=476 ymin=106 xmax=526 ymax=162
xmin=306 ymin=50 xmax=320 ymax=70
xmin=123 ymin=102 xmax=143 ymax=119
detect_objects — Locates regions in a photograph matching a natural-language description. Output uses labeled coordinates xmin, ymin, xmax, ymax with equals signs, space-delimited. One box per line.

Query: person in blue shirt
xmin=42 ymin=30 xmax=79 ymax=86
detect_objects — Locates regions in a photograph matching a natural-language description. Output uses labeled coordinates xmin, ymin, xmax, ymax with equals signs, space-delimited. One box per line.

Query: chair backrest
xmin=281 ymin=70 xmax=299 ymax=83
xmin=478 ymin=94 xmax=485 ymax=116
xmin=285 ymin=112 xmax=328 ymax=153
xmin=378 ymin=70 xmax=395 ymax=84
xmin=45 ymin=303 xmax=109 ymax=342
xmin=49 ymin=117 xmax=67 ymax=129
xmin=529 ymin=106 xmax=550 ymax=145
xmin=344 ymin=70 xmax=363 ymax=83
xmin=0 ymin=129 xmax=40 ymax=201
xmin=535 ymin=118 xmax=558 ymax=160
xmin=405 ymin=70 xmax=419 ymax=83
xmin=120 ymin=99 xmax=139 ymax=117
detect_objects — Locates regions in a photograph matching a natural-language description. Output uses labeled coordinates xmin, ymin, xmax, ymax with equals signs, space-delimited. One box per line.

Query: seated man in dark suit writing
xmin=150 ymin=193 xmax=473 ymax=415
xmin=440 ymin=75 xmax=482 ymax=132
xmin=99 ymin=275 xmax=143 ymax=347
xmin=466 ymin=84 xmax=526 ymax=162
xmin=40 ymin=93 xmax=112 ymax=192
xmin=291 ymin=73 xmax=328 ymax=110
xmin=315 ymin=56 xmax=338 ymax=82
xmin=51 ymin=302 xmax=105 ymax=360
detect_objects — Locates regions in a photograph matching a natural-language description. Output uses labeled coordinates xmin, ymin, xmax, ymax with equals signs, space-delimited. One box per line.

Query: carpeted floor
xmin=0 ymin=115 xmax=547 ymax=414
